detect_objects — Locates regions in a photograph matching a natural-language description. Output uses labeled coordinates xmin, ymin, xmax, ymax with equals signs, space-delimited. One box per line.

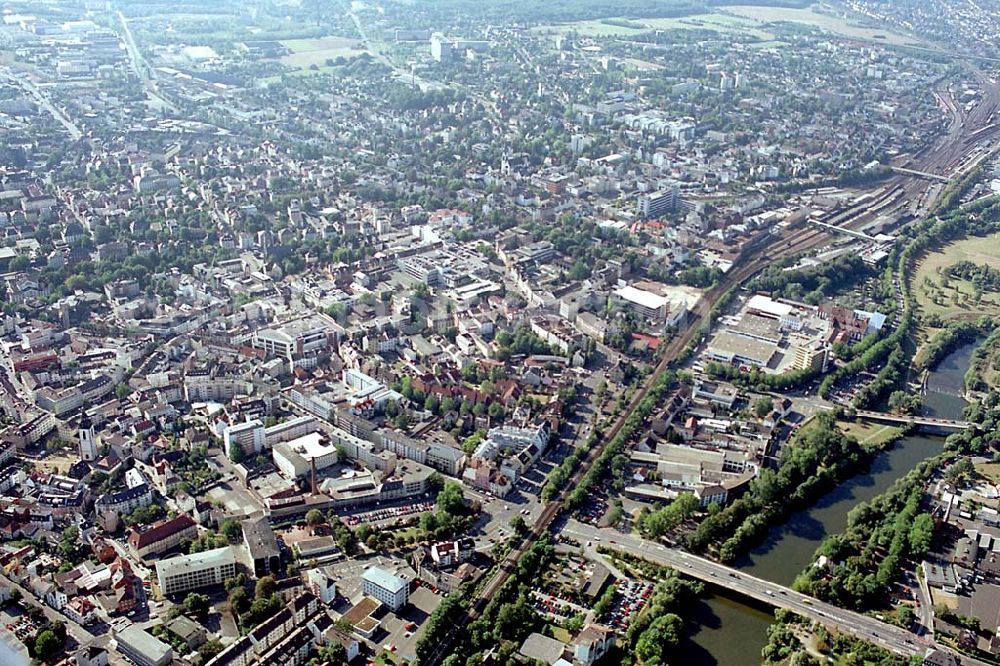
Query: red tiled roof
xmin=127 ymin=513 xmax=195 ymax=550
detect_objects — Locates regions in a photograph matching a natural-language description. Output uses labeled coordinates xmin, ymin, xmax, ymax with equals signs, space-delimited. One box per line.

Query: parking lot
xmin=603 ymin=578 xmax=653 ymax=631
xmin=343 ymin=502 xmax=435 ymax=527
xmin=575 ymin=484 xmax=610 ymax=527
xmin=375 ymin=586 xmax=442 ymax=663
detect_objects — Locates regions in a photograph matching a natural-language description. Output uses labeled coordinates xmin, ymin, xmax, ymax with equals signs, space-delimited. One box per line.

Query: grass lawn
xmin=749 ymin=40 xmax=791 ymax=49
xmin=622 ymin=57 xmax=663 ymax=71
xmin=549 ymin=625 xmax=573 ymax=643
xmin=642 ymin=14 xmax=774 ymax=41
xmin=837 ymin=421 xmax=902 ymax=448
xmin=912 ymin=232 xmax=1000 ymax=323
xmin=279 ymin=36 xmax=363 ymax=71
xmin=974 ymin=462 xmax=1000 ymax=485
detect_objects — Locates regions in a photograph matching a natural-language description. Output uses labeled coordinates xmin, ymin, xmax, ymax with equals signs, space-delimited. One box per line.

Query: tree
xmin=225 ymin=573 xmax=247 ymax=592
xmin=752 ymin=396 xmax=774 ymax=419
xmin=33 ymin=629 xmax=62 ymax=661
xmin=228 ymin=441 xmax=246 ymax=464
xmin=199 ymin=639 xmax=224 ymax=663
xmin=306 ymin=509 xmax=325 ymax=527
xmin=255 ymin=575 xmax=276 ymax=600
xmin=436 ymin=482 xmax=465 ymax=516
xmin=184 ymin=592 xmax=210 ymax=618
xmin=316 ymin=643 xmax=348 ymax=665
xmin=635 ymin=614 xmax=683 ymax=662
xmin=228 ymin=587 xmax=250 ymax=616
xmin=220 ymin=519 xmax=242 ymax=543
xmin=908 ymin=513 xmax=935 ymax=554
xmin=509 ymin=515 xmax=527 ymax=537
xmin=945 ymin=457 xmax=974 ymax=483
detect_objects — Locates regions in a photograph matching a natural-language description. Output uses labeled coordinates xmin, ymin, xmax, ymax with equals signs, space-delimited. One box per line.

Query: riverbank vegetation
xmin=965 ymin=326 xmax=1000 ymax=393
xmin=915 ymin=318 xmax=993 ymax=371
xmin=686 ymin=413 xmax=887 ymax=561
xmin=762 ymin=611 xmax=918 ymax=665
xmin=791 ymin=479 xmax=933 ymax=609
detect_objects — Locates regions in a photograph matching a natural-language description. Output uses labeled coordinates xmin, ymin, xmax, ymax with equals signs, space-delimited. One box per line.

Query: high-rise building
xmin=430 ymin=33 xmax=455 ymax=62
xmin=223 ymin=419 xmax=266 ymax=457
xmin=637 ymin=186 xmax=681 ymax=219
xmin=362 ymin=567 xmax=409 ymax=611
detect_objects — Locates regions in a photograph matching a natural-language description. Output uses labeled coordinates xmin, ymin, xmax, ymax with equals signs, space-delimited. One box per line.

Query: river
xmin=680 ymin=341 xmax=980 ymax=664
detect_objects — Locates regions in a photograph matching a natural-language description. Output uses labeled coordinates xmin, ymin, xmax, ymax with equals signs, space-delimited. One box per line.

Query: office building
xmin=242 ymin=516 xmax=280 ymax=577
xmin=114 ymin=625 xmax=173 ymax=666
xmin=127 ymin=514 xmax=198 ymax=560
xmin=156 ymin=546 xmax=237 ymax=596
xmin=362 ymin=567 xmax=409 ymax=611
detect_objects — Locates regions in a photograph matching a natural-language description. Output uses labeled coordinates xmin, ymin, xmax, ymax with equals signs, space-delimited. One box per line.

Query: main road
xmin=117 ymin=11 xmax=178 ymax=113
xmin=560 ymin=520 xmax=993 ymax=666
xmin=1 ymin=70 xmax=82 ymax=140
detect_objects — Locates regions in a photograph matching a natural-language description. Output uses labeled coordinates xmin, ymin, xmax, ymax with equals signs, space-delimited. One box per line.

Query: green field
xmin=749 ymin=40 xmax=791 ymax=49
xmin=913 ymin=232 xmax=1000 ymax=323
xmin=722 ymin=5 xmax=921 ymax=46
xmin=837 ymin=420 xmax=902 ymax=447
xmin=533 ymin=13 xmax=773 ymax=39
xmin=533 ymin=5 xmax=921 ymax=46
xmin=279 ymin=36 xmax=363 ymax=70
xmin=622 ymin=57 xmax=663 ymax=71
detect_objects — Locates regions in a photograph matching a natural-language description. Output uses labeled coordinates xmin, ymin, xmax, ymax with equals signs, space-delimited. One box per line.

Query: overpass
xmin=890 ymin=166 xmax=951 ymax=182
xmin=560 ymin=520 xmax=990 ymax=665
xmin=853 ymin=410 xmax=971 ymax=433
xmin=807 ymin=219 xmax=880 ymax=242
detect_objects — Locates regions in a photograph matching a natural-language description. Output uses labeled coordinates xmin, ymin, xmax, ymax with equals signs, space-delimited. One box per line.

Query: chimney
xmin=310 ymin=457 xmax=318 ymax=495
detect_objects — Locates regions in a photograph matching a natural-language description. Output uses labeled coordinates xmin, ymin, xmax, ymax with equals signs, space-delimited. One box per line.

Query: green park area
xmin=532 ymin=5 xmax=919 ymax=46
xmin=913 ymin=232 xmax=1000 ymax=324
xmin=837 ymin=421 xmax=902 ymax=447
xmin=279 ymin=36 xmax=364 ymax=72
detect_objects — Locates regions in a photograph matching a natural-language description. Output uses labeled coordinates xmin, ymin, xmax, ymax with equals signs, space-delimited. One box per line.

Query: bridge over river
xmin=853 ymin=410 xmax=971 ymax=433
xmin=561 ymin=520 xmax=991 ymax=666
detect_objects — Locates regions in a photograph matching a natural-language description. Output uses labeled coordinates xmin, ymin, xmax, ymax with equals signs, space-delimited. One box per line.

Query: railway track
xmin=423 ymin=70 xmax=1000 ymax=666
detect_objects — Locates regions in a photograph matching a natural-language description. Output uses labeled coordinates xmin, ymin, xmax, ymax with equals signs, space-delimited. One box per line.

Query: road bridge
xmin=561 ymin=521 xmax=991 ymax=665
xmin=890 ymin=166 xmax=951 ymax=182
xmin=853 ymin=410 xmax=971 ymax=432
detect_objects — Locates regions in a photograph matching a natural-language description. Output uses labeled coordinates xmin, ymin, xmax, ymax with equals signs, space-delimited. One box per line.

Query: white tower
xmin=79 ymin=416 xmax=98 ymax=462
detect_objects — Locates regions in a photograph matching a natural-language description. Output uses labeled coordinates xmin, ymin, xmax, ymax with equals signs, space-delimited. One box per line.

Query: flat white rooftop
xmin=615 ymin=285 xmax=668 ymax=310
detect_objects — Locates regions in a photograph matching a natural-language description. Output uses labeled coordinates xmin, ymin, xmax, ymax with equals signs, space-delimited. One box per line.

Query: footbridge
xmin=890 ymin=166 xmax=951 ymax=182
